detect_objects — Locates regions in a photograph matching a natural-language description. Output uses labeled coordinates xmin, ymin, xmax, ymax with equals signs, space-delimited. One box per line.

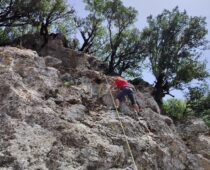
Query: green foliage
xmin=84 ymin=0 xmax=105 ymax=14
xmin=0 ymin=0 xmax=38 ymax=27
xmin=0 ymin=0 xmax=76 ymax=47
xmin=112 ymin=28 xmax=146 ymax=75
xmin=75 ymin=0 xmax=108 ymax=53
xmin=0 ymin=25 xmax=36 ymax=45
xmin=141 ymin=7 xmax=209 ymax=106
xmin=63 ymin=80 xmax=73 ymax=87
xmin=185 ymin=85 xmax=210 ymax=118
xmin=30 ymin=0 xmax=74 ymax=36
xmin=203 ymin=115 xmax=210 ymax=127
xmin=74 ymin=13 xmax=106 ymax=53
xmin=163 ymin=98 xmax=187 ymax=120
xmin=81 ymin=0 xmax=145 ymax=74
xmin=101 ymin=0 xmax=140 ymax=74
xmin=52 ymin=16 xmax=77 ymax=48
xmin=0 ymin=28 xmax=12 ymax=45
xmin=164 ymin=85 xmax=210 ymax=126
xmin=0 ymin=0 xmax=42 ymax=40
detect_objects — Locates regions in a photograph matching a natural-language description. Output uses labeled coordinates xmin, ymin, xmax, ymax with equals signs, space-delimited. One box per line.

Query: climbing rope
xmin=105 ymin=76 xmax=138 ymax=170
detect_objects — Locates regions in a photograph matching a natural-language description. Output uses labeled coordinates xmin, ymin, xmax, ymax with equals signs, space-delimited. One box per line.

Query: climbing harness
xmin=105 ymin=76 xmax=138 ymax=170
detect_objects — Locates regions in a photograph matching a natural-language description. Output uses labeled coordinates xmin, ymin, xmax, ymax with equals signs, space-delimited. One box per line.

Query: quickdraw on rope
xmin=105 ymin=76 xmax=138 ymax=170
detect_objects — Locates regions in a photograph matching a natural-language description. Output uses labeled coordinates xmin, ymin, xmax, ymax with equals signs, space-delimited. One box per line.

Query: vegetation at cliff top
xmin=163 ymin=84 xmax=210 ymax=126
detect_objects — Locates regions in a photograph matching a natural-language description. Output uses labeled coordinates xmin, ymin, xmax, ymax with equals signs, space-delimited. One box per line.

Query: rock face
xmin=0 ymin=46 xmax=210 ymax=170
xmin=177 ymin=119 xmax=210 ymax=170
xmin=13 ymin=33 xmax=108 ymax=72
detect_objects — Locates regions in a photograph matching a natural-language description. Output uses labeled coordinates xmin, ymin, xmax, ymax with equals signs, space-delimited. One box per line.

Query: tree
xmin=185 ymin=85 xmax=210 ymax=117
xmin=74 ymin=0 xmax=145 ymax=75
xmin=0 ymin=0 xmax=38 ymax=27
xmin=163 ymin=86 xmax=210 ymax=126
xmin=163 ymin=98 xmax=186 ymax=120
xmin=0 ymin=0 xmax=75 ymax=47
xmin=0 ymin=25 xmax=34 ymax=45
xmin=74 ymin=14 xmax=106 ymax=53
xmin=107 ymin=28 xmax=146 ymax=75
xmin=72 ymin=0 xmax=106 ymax=53
xmin=0 ymin=0 xmax=40 ymax=45
xmin=141 ymin=7 xmax=209 ymax=108
xmin=29 ymin=0 xmax=75 ymax=46
xmin=101 ymin=0 xmax=140 ymax=74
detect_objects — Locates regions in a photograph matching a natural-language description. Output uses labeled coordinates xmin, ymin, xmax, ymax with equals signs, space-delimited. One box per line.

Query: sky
xmin=68 ymin=0 xmax=210 ymax=99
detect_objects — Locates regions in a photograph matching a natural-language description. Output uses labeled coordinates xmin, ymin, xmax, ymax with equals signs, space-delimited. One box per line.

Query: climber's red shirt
xmin=114 ymin=77 xmax=129 ymax=90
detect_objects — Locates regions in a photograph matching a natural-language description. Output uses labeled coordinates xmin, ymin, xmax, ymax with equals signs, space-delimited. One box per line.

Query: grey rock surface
xmin=0 ymin=46 xmax=209 ymax=170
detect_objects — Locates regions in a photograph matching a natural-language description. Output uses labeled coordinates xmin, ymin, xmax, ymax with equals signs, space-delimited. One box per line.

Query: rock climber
xmin=110 ymin=76 xmax=140 ymax=113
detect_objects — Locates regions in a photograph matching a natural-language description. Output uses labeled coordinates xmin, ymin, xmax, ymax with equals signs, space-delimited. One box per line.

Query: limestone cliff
xmin=0 ymin=45 xmax=209 ymax=170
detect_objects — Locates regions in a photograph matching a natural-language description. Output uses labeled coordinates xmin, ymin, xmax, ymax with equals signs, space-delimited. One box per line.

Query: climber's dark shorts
xmin=116 ymin=86 xmax=136 ymax=105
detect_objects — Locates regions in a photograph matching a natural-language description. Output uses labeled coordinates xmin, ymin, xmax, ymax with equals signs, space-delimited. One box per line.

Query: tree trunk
xmin=152 ymin=73 xmax=166 ymax=111
xmin=153 ymin=86 xmax=164 ymax=111
xmin=40 ymin=22 xmax=49 ymax=48
xmin=107 ymin=52 xmax=116 ymax=75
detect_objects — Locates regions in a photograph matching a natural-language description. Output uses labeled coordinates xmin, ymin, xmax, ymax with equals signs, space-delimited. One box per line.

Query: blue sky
xmin=68 ymin=0 xmax=210 ymax=99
